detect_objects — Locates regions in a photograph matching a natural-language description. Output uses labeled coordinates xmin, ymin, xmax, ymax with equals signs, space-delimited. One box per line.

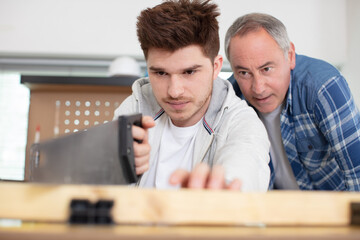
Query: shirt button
xmin=308 ymin=145 xmax=313 ymax=150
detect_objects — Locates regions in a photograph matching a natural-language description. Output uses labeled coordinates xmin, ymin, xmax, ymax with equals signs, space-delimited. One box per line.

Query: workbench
xmin=1 ymin=182 xmax=360 ymax=239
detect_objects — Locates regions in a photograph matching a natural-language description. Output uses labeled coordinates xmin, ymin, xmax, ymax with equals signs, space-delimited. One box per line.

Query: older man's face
xmin=229 ymin=28 xmax=295 ymax=113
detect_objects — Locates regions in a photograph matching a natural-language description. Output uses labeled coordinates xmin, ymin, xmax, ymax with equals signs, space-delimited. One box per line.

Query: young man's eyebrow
xmin=149 ymin=66 xmax=165 ymax=72
xmin=149 ymin=64 xmax=202 ymax=72
xmin=183 ymin=64 xmax=202 ymax=71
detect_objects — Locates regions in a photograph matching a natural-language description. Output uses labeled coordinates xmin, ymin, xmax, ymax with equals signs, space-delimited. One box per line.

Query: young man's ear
xmin=213 ymin=55 xmax=223 ymax=80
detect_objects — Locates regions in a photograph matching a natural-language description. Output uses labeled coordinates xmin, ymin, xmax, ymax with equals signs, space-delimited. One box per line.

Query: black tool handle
xmin=118 ymin=113 xmax=143 ymax=183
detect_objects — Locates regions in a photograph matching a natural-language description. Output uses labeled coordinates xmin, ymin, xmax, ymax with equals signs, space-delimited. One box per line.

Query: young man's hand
xmin=169 ymin=163 xmax=241 ymax=190
xmin=132 ymin=115 xmax=155 ymax=175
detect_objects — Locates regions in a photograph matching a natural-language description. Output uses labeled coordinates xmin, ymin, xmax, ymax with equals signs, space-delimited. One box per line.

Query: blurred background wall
xmin=1 ymin=0 xmax=358 ymax=104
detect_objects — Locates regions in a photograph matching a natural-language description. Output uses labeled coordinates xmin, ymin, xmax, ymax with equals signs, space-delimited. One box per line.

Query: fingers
xmin=169 ymin=164 xmax=210 ymax=189
xmin=169 ymin=169 xmax=190 ymax=187
xmin=135 ymin=160 xmax=149 ymax=175
xmin=133 ymin=140 xmax=151 ymax=159
xmin=206 ymin=165 xmax=241 ymax=190
xmin=132 ymin=125 xmax=146 ymax=143
xmin=187 ymin=163 xmax=210 ymax=189
xmin=132 ymin=129 xmax=150 ymax=173
xmin=207 ymin=165 xmax=225 ymax=189
xmin=132 ymin=115 xmax=155 ymax=175
xmin=133 ymin=141 xmax=150 ymax=175
xmin=141 ymin=115 xmax=156 ymax=129
xmin=226 ymin=179 xmax=242 ymax=190
xmin=170 ymin=163 xmax=242 ymax=191
xmin=132 ymin=116 xmax=155 ymax=143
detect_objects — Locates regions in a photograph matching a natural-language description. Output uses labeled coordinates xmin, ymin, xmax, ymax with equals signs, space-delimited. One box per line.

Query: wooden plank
xmin=1 ymin=223 xmax=360 ymax=240
xmin=1 ymin=182 xmax=360 ymax=226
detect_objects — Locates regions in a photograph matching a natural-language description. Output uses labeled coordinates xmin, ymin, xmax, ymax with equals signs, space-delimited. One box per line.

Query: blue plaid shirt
xmin=229 ymin=54 xmax=360 ymax=191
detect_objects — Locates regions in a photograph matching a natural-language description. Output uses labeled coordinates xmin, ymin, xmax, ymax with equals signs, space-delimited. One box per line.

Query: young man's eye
xmin=156 ymin=71 xmax=167 ymax=76
xmin=184 ymin=70 xmax=196 ymax=75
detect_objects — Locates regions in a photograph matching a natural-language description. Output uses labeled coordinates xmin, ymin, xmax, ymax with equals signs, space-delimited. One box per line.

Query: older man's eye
xmin=239 ymin=71 xmax=249 ymax=77
xmin=263 ymin=67 xmax=272 ymax=72
xmin=237 ymin=71 xmax=252 ymax=80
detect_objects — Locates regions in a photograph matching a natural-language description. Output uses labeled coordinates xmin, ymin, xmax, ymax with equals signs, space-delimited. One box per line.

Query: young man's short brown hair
xmin=137 ymin=0 xmax=220 ymax=62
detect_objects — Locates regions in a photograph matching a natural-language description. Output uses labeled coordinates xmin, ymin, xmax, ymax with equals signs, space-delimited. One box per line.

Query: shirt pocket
xmin=295 ymin=134 xmax=329 ymax=171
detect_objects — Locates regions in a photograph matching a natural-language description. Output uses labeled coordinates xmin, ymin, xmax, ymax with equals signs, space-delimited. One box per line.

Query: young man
xmin=225 ymin=13 xmax=360 ymax=190
xmin=114 ymin=0 xmax=270 ymax=191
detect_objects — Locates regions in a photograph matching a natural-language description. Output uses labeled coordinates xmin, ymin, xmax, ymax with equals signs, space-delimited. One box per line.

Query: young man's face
xmin=147 ymin=45 xmax=222 ymax=127
xmin=228 ymin=28 xmax=295 ymax=113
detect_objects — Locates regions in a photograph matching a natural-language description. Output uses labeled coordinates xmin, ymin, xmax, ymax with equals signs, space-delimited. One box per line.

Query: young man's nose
xmin=168 ymin=75 xmax=184 ymax=98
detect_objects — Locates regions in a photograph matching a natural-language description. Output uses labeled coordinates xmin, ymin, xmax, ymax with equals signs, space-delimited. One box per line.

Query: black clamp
xmin=350 ymin=202 xmax=360 ymax=225
xmin=69 ymin=199 xmax=114 ymax=224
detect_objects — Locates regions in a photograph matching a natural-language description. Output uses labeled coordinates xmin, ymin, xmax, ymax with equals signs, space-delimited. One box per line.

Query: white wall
xmin=342 ymin=0 xmax=360 ymax=107
xmin=0 ymin=0 xmax=358 ymax=105
xmin=0 ymin=0 xmax=347 ymax=64
xmin=0 ymin=0 xmax=161 ymax=58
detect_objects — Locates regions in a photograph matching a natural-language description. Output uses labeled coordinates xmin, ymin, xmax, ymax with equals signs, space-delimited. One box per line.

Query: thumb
xmin=142 ymin=115 xmax=155 ymax=129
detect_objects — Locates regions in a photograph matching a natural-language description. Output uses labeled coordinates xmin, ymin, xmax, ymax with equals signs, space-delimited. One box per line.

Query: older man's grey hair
xmin=225 ymin=13 xmax=291 ymax=62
